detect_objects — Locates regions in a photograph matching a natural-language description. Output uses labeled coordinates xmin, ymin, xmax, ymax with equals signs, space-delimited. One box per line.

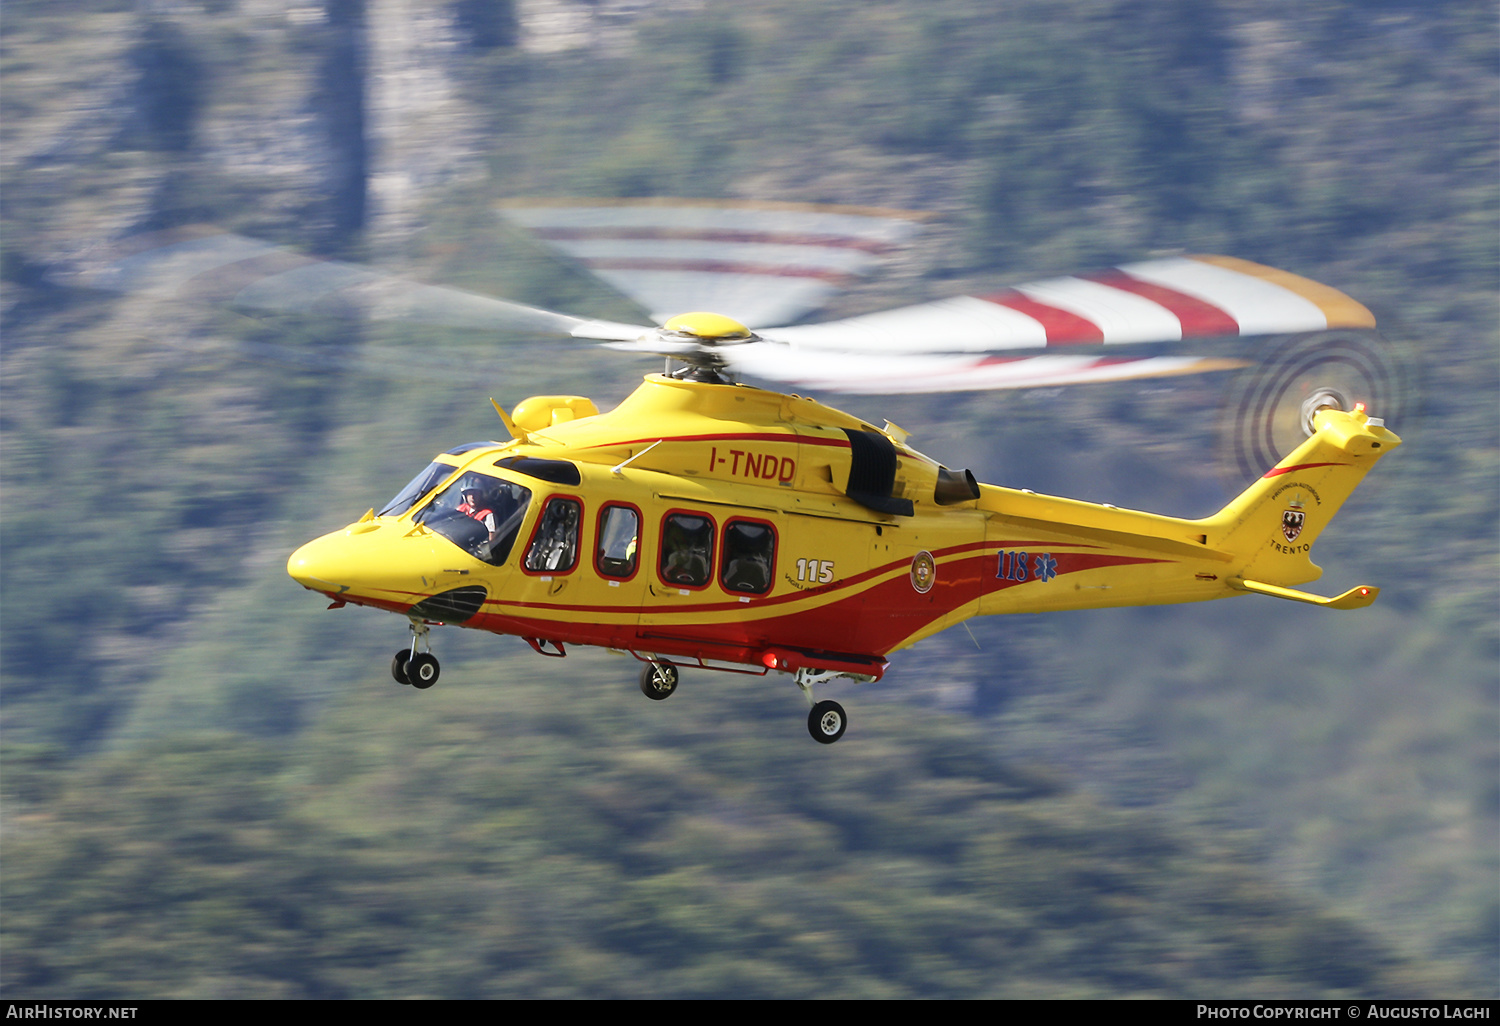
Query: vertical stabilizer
xmin=1203 ymin=407 xmax=1401 ymax=587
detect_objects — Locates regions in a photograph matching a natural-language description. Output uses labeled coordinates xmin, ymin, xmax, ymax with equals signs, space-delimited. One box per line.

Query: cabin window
xmin=720 ymin=520 xmax=776 ymax=595
xmin=659 ymin=512 xmax=714 ymax=588
xmin=413 ymin=471 xmax=531 ymax=567
xmin=596 ymin=504 xmax=640 ymax=579
xmin=524 ymin=497 xmax=582 ymax=573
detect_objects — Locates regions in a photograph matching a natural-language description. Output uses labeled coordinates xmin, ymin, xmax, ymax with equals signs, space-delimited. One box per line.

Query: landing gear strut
xmin=392 ymin=619 xmax=440 ymax=689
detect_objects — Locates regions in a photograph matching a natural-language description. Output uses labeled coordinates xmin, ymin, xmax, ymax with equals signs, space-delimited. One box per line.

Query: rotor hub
xmin=661 ymin=312 xmax=754 ymax=341
xmin=1300 ymin=387 xmax=1350 ymax=437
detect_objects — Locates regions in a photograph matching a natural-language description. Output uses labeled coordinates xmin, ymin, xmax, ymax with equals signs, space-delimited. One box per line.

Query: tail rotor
xmin=1219 ymin=330 xmax=1416 ymax=483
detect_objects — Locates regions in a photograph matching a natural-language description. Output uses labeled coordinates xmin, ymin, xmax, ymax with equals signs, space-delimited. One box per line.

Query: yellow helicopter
xmin=81 ymin=200 xmax=1405 ymax=743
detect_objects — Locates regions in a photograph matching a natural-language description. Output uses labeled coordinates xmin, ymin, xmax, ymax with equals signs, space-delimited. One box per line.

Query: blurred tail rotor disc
xmin=1220 ymin=330 xmax=1415 ymax=484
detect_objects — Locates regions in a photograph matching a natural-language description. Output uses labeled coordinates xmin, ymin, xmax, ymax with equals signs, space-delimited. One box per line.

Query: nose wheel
xmin=638 ymin=660 xmax=679 ymax=700
xmin=392 ymin=620 xmax=440 ymax=689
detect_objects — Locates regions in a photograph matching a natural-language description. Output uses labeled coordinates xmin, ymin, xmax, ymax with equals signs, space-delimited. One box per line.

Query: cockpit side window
xmin=379 ymin=461 xmax=458 ymax=518
xmin=414 ymin=471 xmax=532 ymax=567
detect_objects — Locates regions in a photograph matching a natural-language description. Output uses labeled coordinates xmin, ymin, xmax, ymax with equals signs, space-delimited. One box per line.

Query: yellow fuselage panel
xmin=525 ymin=375 xmax=924 ymax=502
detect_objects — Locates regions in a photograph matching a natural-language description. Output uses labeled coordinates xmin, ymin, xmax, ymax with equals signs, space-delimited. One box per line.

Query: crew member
xmin=458 ymin=485 xmax=499 ymax=548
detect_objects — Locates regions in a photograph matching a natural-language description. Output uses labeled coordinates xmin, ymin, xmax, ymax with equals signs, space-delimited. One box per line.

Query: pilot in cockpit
xmin=458 ymin=485 xmax=499 ymax=550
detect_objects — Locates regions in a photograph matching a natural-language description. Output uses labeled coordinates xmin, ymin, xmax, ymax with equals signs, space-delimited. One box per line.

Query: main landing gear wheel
xmin=391 ymin=651 xmax=411 ymax=685
xmin=406 ymin=652 xmax=440 ymax=689
xmin=808 ymin=700 xmax=847 ymax=744
xmin=639 ymin=662 xmax=679 ymax=700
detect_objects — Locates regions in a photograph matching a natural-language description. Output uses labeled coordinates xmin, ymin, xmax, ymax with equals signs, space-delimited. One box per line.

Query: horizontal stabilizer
xmin=1230 ymin=578 xmax=1379 ymax=610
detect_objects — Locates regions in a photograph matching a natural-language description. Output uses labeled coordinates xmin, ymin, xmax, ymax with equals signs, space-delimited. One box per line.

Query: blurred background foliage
xmin=1 ymin=0 xmax=1495 ymax=998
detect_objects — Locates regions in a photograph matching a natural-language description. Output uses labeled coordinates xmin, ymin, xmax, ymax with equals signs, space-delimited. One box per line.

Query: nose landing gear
xmin=638 ymin=660 xmax=679 ymax=700
xmin=392 ymin=619 xmax=441 ymax=689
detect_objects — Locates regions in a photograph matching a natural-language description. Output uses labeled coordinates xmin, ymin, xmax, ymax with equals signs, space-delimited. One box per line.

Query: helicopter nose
xmin=287 ymin=531 xmax=363 ymax=595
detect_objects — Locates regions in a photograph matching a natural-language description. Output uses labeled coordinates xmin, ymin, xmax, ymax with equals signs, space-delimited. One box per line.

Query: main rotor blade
xmin=759 ymin=256 xmax=1375 ymax=353
xmin=66 ymin=226 xmax=653 ymax=339
xmin=67 ymin=226 xmax=1377 ymax=400
xmin=496 ymin=198 xmax=929 ymax=329
xmin=722 ymin=342 xmax=1246 ymax=394
xmin=720 ymin=256 xmax=1373 ymax=394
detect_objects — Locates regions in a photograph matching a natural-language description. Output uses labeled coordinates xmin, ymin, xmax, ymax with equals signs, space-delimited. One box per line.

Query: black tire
xmin=407 ymin=652 xmax=440 ymax=689
xmin=392 ymin=650 xmax=411 ymax=686
xmin=808 ymin=700 xmax=847 ymax=744
xmin=638 ymin=662 xmax=679 ymax=700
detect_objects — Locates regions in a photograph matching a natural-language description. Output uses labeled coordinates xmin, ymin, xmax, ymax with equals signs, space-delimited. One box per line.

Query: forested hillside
xmin=2 ymin=0 xmax=1495 ymax=998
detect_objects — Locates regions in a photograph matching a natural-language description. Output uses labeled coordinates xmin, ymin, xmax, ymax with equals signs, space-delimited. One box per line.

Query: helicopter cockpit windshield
xmin=379 ymin=461 xmax=458 ymax=518
xmin=412 ymin=471 xmax=532 ymax=567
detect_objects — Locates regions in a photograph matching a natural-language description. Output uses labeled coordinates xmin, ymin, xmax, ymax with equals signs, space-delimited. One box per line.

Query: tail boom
xmin=965 ymin=406 xmax=1400 ymax=624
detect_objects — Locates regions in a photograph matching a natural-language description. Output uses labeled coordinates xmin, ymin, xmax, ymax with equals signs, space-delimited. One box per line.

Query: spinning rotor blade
xmin=760 ymin=256 xmax=1373 ymax=351
xmin=720 ymin=344 xmax=1246 ymax=394
xmin=720 ymin=255 xmax=1376 ymax=395
xmin=496 ymin=198 xmax=929 ymax=329
xmin=68 ymin=215 xmax=1391 ymax=410
xmin=66 ymin=225 xmax=652 ymax=340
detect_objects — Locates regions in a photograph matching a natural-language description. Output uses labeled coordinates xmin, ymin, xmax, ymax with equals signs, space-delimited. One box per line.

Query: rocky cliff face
xmin=2 ymin=0 xmax=676 ymax=269
xmin=0 ymin=0 xmax=668 ymax=743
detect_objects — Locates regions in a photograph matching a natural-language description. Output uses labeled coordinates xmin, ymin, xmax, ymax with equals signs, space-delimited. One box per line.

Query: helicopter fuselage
xmin=288 ymin=374 xmax=1399 ymax=683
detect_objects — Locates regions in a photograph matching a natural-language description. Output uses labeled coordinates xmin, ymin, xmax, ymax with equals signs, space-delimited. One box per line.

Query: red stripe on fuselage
xmin=463 ymin=550 xmax=1168 ymax=660
xmin=579 ymin=432 xmax=852 ymax=451
xmin=1262 ymin=462 xmax=1346 ymax=479
xmin=984 ymin=551 xmax=1164 ymax=592
xmin=490 ymin=539 xmax=1002 ymax=616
